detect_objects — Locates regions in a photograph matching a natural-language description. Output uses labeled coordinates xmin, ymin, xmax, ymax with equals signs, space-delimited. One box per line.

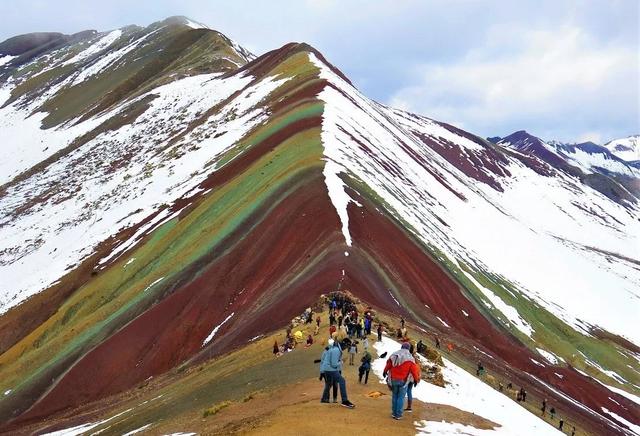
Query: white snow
xmin=436 ymin=316 xmax=450 ymax=328
xmin=602 ymin=407 xmax=640 ymax=435
xmin=373 ymin=337 xmax=563 ymax=435
xmin=308 ymin=52 xmax=640 ymax=347
xmin=62 ymin=30 xmax=123 ymax=66
xmin=323 ymin=159 xmax=354 ymax=246
xmin=71 ymin=28 xmax=161 ymax=86
xmin=0 ymin=71 xmax=289 ymax=314
xmin=605 ymin=135 xmax=640 ymax=162
xmin=202 ymin=312 xmax=235 ymax=346
xmin=183 ymin=19 xmax=209 ymax=30
xmin=122 ymin=424 xmax=152 ymax=436
xmin=41 ymin=408 xmax=132 ymax=436
xmin=3 ymin=389 xmax=10 ymax=395
xmin=0 ymin=55 xmax=16 ymax=67
xmin=461 ymin=270 xmax=533 ymax=338
xmin=536 ymin=348 xmax=564 ymax=365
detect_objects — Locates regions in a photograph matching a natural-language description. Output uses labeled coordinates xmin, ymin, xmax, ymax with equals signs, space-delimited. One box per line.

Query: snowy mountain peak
xmin=604 ymin=134 xmax=640 ymax=162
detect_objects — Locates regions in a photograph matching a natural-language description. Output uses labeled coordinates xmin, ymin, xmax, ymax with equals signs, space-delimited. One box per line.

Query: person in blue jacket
xmin=319 ymin=339 xmax=355 ymax=408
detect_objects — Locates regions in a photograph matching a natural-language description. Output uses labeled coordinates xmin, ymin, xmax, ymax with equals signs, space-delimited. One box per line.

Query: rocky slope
xmin=0 ymin=16 xmax=638 ymax=435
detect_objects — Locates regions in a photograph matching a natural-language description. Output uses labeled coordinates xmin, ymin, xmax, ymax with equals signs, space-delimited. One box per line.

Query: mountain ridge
xmin=0 ymin=17 xmax=638 ymax=435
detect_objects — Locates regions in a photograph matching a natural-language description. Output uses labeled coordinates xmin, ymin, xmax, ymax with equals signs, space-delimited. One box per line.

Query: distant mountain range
xmin=0 ymin=16 xmax=638 ymax=435
xmin=489 ymin=131 xmax=640 ymax=205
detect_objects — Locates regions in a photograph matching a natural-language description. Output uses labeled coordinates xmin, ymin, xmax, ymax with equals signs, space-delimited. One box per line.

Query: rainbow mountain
xmin=0 ymin=16 xmax=638 ymax=435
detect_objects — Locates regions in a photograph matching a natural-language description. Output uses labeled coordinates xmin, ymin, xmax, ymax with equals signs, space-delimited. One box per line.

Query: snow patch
xmin=374 ymin=337 xmax=563 ymax=435
xmin=203 ymin=312 xmax=235 ymax=346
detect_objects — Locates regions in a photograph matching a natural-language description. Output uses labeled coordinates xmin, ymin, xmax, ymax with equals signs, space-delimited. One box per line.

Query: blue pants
xmin=324 ymin=371 xmax=348 ymax=402
xmin=391 ymin=380 xmax=407 ymax=417
xmin=406 ymin=382 xmax=413 ymax=404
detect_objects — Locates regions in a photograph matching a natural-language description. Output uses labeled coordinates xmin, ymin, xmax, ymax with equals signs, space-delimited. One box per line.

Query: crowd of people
xmin=271 ymin=291 xmax=580 ymax=433
xmin=317 ymin=292 xmax=422 ymax=418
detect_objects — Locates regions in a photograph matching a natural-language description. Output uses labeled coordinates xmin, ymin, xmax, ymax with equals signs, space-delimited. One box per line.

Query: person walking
xmin=550 ymin=407 xmax=556 ymax=420
xmin=320 ymin=339 xmax=355 ymax=408
xmin=359 ymin=350 xmax=372 ymax=384
xmin=383 ymin=342 xmax=420 ymax=420
xmin=541 ymin=398 xmax=547 ymax=416
xmin=348 ymin=342 xmax=358 ymax=365
xmin=571 ymin=426 xmax=576 ymax=436
xmin=377 ymin=324 xmax=383 ymax=341
xmin=559 ymin=418 xmax=564 ymax=431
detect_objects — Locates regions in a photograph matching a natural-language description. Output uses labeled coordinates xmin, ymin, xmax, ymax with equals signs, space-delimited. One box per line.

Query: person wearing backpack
xmin=359 ymin=350 xmax=373 ymax=384
xmin=383 ymin=342 xmax=420 ymax=420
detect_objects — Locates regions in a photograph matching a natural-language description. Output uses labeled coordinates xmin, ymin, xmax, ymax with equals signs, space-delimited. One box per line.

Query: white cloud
xmin=389 ymin=25 xmax=639 ymax=142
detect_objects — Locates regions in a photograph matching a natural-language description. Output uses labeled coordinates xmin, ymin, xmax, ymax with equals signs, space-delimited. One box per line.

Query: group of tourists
xmin=318 ymin=293 xmax=422 ymax=419
xmin=497 ymin=376 xmax=576 ymax=433
xmin=314 ymin=291 xmax=578 ymax=432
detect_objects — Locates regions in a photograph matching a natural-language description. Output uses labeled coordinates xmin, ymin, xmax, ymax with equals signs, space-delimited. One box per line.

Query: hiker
xmin=319 ymin=343 xmax=338 ymax=403
xmin=329 ymin=312 xmax=336 ymax=326
xmin=338 ymin=315 xmax=343 ymax=327
xmin=359 ymin=350 xmax=372 ymax=384
xmin=416 ymin=339 xmax=425 ymax=354
xmin=447 ymin=343 xmax=454 ymax=352
xmin=435 ymin=336 xmax=440 ymax=349
xmin=313 ymin=323 xmax=319 ymax=336
xmin=405 ymin=342 xmax=419 ymax=413
xmin=550 ymin=407 xmax=556 ymax=420
xmin=320 ymin=339 xmax=355 ymax=408
xmin=348 ymin=342 xmax=358 ymax=365
xmin=316 ymin=316 xmax=321 ymax=327
xmin=383 ymin=342 xmax=420 ymax=420
xmin=521 ymin=388 xmax=527 ymax=402
xmin=400 ymin=316 xmax=405 ymax=329
xmin=306 ymin=334 xmax=313 ymax=347
xmin=516 ymin=390 xmax=522 ymax=402
xmin=273 ymin=340 xmax=279 ymax=356
xmin=364 ymin=317 xmax=371 ymax=336
xmin=507 ymin=382 xmax=513 ymax=390
xmin=363 ymin=337 xmax=370 ymax=350
xmin=329 ymin=323 xmax=337 ymax=334
xmin=559 ymin=418 xmax=564 ymax=431
xmin=357 ymin=319 xmax=364 ymax=338
xmin=571 ymin=426 xmax=576 ymax=435
xmin=541 ymin=398 xmax=547 ymax=416
xmin=377 ymin=324 xmax=383 ymax=341
xmin=476 ymin=362 xmax=484 ymax=377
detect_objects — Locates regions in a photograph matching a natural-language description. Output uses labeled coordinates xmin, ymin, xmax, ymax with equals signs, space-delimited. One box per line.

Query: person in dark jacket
xmin=359 ymin=351 xmax=372 ymax=384
xmin=377 ymin=324 xmax=383 ymax=341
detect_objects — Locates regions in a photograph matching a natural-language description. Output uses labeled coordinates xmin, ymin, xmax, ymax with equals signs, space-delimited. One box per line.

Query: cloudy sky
xmin=1 ymin=0 xmax=638 ymax=143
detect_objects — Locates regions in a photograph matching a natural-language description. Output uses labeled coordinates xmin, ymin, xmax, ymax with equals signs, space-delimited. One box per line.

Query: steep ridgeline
xmin=0 ymin=17 xmax=638 ymax=435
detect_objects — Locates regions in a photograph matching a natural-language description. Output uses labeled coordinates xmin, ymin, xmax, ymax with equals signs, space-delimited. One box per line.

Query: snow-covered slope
xmin=374 ymin=337 xmax=564 ymax=435
xmin=605 ymin=135 xmax=640 ymax=162
xmin=0 ymin=19 xmax=638 ymax=436
xmin=312 ymin=53 xmax=639 ymax=346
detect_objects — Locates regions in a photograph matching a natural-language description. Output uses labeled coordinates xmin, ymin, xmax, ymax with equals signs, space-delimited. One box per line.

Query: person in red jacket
xmin=383 ymin=342 xmax=420 ymax=420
